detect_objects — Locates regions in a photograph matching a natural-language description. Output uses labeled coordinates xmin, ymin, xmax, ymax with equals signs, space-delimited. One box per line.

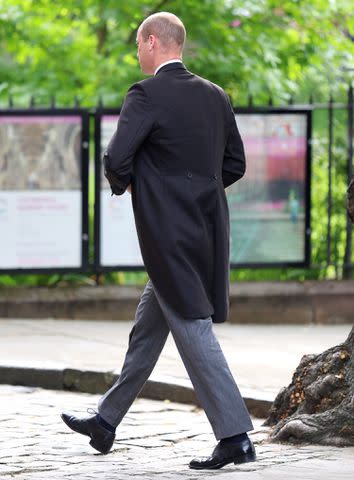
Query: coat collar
xmin=154 ymin=61 xmax=187 ymax=76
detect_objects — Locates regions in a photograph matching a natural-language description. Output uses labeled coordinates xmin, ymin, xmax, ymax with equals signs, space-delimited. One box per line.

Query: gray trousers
xmin=97 ymin=279 xmax=254 ymax=440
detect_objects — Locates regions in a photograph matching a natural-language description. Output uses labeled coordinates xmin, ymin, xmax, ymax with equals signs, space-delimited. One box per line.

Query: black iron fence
xmin=0 ymin=84 xmax=352 ymax=278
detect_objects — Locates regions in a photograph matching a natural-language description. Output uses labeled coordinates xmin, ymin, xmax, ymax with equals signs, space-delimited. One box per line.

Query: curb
xmin=0 ymin=365 xmax=273 ymax=418
xmin=1 ymin=280 xmax=354 ymax=323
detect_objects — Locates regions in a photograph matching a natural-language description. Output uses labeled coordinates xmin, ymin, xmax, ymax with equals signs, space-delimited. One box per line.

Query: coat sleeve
xmin=222 ymin=93 xmax=246 ymax=189
xmin=103 ymin=83 xmax=154 ymax=196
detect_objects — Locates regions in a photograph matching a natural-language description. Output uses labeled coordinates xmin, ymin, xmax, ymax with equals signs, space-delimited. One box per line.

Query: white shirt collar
xmin=154 ymin=59 xmax=183 ymax=76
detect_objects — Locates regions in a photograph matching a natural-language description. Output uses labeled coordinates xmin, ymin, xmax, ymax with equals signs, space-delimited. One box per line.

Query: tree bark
xmin=263 ymin=326 xmax=354 ymax=446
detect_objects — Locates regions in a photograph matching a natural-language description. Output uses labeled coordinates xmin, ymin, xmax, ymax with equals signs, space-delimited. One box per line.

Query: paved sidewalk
xmin=0 ymin=319 xmax=352 ymax=401
xmin=0 ymin=385 xmax=353 ymax=480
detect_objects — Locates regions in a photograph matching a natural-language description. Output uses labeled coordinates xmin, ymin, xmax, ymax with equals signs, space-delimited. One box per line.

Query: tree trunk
xmin=263 ymin=326 xmax=354 ymax=446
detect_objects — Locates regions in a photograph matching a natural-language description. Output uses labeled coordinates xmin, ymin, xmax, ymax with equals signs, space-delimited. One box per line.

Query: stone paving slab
xmin=0 ymin=385 xmax=353 ymax=480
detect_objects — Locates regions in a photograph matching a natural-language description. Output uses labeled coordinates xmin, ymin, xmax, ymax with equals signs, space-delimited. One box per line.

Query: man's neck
xmin=154 ymin=58 xmax=183 ymax=76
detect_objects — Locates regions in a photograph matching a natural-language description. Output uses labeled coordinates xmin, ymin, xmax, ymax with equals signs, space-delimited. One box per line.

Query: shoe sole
xmin=189 ymin=452 xmax=257 ymax=470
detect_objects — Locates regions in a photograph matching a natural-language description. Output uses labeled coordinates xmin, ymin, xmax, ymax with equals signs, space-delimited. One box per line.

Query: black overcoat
xmin=103 ymin=62 xmax=246 ymax=323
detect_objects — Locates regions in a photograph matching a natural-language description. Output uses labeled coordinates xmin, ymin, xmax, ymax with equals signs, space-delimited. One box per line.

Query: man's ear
xmin=148 ymin=34 xmax=155 ymax=50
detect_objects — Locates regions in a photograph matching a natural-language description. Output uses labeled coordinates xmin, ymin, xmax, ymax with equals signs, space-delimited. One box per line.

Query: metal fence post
xmin=327 ymin=92 xmax=334 ymax=265
xmin=343 ymin=84 xmax=353 ymax=278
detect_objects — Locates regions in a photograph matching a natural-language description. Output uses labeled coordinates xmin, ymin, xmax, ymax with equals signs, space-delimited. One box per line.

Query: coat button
xmin=187 ymin=171 xmax=192 ymax=178
xmin=213 ymin=173 xmax=218 ymax=179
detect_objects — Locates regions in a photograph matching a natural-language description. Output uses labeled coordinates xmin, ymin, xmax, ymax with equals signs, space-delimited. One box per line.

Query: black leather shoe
xmin=60 ymin=409 xmax=115 ymax=454
xmin=189 ymin=437 xmax=256 ymax=469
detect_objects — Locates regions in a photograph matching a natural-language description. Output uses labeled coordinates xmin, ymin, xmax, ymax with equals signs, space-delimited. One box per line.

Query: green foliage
xmin=0 ymin=0 xmax=353 ymax=106
xmin=0 ymin=273 xmax=96 ymax=287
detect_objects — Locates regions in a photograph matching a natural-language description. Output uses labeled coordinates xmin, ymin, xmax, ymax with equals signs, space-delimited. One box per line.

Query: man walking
xmin=61 ymin=11 xmax=256 ymax=470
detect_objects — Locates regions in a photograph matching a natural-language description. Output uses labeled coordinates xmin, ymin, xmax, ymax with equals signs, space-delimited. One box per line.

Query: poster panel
xmin=99 ymin=114 xmax=143 ymax=267
xmin=0 ymin=113 xmax=86 ymax=270
xmin=228 ymin=111 xmax=310 ymax=265
xmin=97 ymin=110 xmax=310 ymax=269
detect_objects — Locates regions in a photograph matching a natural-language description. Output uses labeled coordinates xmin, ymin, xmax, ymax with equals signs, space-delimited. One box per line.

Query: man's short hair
xmin=139 ymin=12 xmax=186 ymax=52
